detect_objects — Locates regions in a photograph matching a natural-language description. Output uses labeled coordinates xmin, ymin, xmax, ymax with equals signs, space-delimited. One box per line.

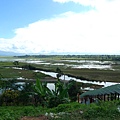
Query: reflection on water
xmin=72 ymin=64 xmax=111 ymax=70
xmin=25 ymin=59 xmax=113 ymax=70
xmin=62 ymin=60 xmax=113 ymax=64
xmin=39 ymin=71 xmax=118 ymax=88
xmin=47 ymin=83 xmax=55 ymax=90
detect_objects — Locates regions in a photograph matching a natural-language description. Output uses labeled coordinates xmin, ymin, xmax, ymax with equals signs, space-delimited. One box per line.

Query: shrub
xmin=0 ymin=90 xmax=20 ymax=106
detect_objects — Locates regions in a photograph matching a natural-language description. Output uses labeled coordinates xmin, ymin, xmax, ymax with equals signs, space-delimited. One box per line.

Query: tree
xmin=13 ymin=61 xmax=19 ymax=66
xmin=18 ymin=82 xmax=34 ymax=105
xmin=0 ymin=79 xmax=34 ymax=106
xmin=68 ymin=80 xmax=81 ymax=102
xmin=56 ymin=67 xmax=63 ymax=79
xmin=0 ymin=79 xmax=21 ymax=92
xmin=0 ymin=73 xmax=2 ymax=79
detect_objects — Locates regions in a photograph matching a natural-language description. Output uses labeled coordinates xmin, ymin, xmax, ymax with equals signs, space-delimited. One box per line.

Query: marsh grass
xmin=21 ymin=58 xmax=120 ymax=83
xmin=0 ymin=65 xmax=49 ymax=80
xmin=63 ymin=68 xmax=120 ymax=82
xmin=1 ymin=57 xmax=120 ymax=82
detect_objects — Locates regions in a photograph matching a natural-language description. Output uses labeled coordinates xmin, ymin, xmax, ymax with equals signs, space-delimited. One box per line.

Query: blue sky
xmin=0 ymin=0 xmax=90 ymax=38
xmin=0 ymin=0 xmax=120 ymax=55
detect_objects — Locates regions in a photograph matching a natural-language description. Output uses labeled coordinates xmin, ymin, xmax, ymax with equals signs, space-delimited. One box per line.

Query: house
xmin=80 ymin=84 xmax=120 ymax=104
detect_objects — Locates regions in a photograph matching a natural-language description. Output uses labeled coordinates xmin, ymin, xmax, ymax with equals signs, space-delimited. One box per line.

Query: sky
xmin=0 ymin=0 xmax=120 ymax=55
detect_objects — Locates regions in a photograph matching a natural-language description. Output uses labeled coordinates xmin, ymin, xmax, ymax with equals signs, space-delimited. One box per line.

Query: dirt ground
xmin=21 ymin=115 xmax=49 ymax=120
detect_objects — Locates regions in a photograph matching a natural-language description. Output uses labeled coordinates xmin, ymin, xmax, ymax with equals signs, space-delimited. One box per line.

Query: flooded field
xmin=0 ymin=56 xmax=120 ymax=89
xmin=25 ymin=59 xmax=114 ymax=70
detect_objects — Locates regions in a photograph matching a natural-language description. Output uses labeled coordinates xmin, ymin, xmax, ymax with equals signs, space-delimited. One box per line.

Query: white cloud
xmin=53 ymin=0 xmax=107 ymax=8
xmin=0 ymin=0 xmax=120 ymax=54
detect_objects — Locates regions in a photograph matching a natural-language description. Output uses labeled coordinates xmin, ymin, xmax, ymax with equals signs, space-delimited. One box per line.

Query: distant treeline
xmin=14 ymin=55 xmax=120 ymax=61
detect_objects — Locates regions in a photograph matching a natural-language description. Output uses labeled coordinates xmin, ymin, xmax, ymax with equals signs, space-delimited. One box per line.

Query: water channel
xmin=14 ymin=68 xmax=119 ymax=90
xmin=37 ymin=70 xmax=118 ymax=90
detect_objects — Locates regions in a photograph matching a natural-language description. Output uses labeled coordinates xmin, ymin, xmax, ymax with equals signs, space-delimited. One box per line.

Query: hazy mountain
xmin=0 ymin=50 xmax=93 ymax=56
xmin=0 ymin=51 xmax=24 ymax=56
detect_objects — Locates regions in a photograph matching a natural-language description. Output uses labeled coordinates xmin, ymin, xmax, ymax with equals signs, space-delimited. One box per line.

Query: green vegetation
xmin=14 ymin=54 xmax=120 ymax=61
xmin=64 ymin=68 xmax=120 ymax=82
xmin=0 ymin=74 xmax=80 ymax=106
xmin=0 ymin=101 xmax=120 ymax=120
xmin=0 ymin=106 xmax=44 ymax=120
xmin=1 ymin=55 xmax=120 ymax=119
xmin=13 ymin=55 xmax=120 ymax=82
xmin=1 ymin=55 xmax=120 ymax=82
xmin=33 ymin=79 xmax=71 ymax=108
xmin=0 ymin=62 xmax=51 ymax=80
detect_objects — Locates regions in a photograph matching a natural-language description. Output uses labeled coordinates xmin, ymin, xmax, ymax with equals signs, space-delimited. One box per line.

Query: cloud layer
xmin=0 ymin=0 xmax=120 ymax=54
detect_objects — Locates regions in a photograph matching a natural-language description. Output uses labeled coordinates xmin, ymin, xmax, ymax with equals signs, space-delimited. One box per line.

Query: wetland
xmin=1 ymin=55 xmax=120 ymax=119
xmin=1 ymin=55 xmax=120 ymax=89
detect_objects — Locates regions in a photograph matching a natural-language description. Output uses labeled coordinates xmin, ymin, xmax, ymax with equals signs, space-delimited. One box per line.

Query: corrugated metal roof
xmin=80 ymin=84 xmax=120 ymax=98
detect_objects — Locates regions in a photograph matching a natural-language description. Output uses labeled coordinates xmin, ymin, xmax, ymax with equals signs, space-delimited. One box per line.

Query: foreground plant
xmin=33 ymin=79 xmax=71 ymax=108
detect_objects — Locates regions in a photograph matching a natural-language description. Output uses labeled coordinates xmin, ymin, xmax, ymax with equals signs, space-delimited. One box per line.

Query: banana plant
xmin=33 ymin=79 xmax=73 ymax=108
xmin=33 ymin=79 xmax=49 ymax=107
xmin=47 ymin=80 xmax=72 ymax=108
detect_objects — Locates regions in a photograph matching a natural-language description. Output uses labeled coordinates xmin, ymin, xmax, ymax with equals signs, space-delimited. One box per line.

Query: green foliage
xmin=56 ymin=67 xmax=63 ymax=79
xmin=0 ymin=73 xmax=3 ymax=79
xmin=22 ymin=64 xmax=36 ymax=70
xmin=33 ymin=72 xmax=48 ymax=79
xmin=13 ymin=61 xmax=19 ymax=66
xmin=48 ymin=80 xmax=70 ymax=108
xmin=18 ymin=82 xmax=34 ymax=105
xmin=53 ymin=102 xmax=81 ymax=113
xmin=0 ymin=90 xmax=20 ymax=106
xmin=33 ymin=79 xmax=48 ymax=107
xmin=15 ymin=54 xmax=120 ymax=61
xmin=33 ymin=79 xmax=70 ymax=108
xmin=0 ymin=80 xmax=34 ymax=106
xmin=0 ymin=79 xmax=20 ymax=91
xmin=82 ymin=101 xmax=120 ymax=120
xmin=48 ymin=101 xmax=120 ymax=120
xmin=68 ymin=80 xmax=81 ymax=102
xmin=0 ymin=106 xmax=45 ymax=120
xmin=0 ymin=101 xmax=120 ymax=120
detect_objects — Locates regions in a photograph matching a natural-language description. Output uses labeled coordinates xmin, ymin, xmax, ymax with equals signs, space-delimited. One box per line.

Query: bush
xmin=0 ymin=90 xmax=20 ymax=106
xmin=0 ymin=101 xmax=120 ymax=120
xmin=83 ymin=101 xmax=120 ymax=119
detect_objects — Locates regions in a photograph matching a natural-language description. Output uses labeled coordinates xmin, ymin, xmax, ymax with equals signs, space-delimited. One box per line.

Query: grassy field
xmin=0 ymin=61 xmax=51 ymax=81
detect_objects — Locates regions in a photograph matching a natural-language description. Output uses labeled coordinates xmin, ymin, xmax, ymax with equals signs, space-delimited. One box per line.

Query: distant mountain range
xmin=0 ymin=51 xmax=24 ymax=56
xmin=0 ymin=50 xmax=80 ymax=56
xmin=0 ymin=50 xmax=106 ymax=56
